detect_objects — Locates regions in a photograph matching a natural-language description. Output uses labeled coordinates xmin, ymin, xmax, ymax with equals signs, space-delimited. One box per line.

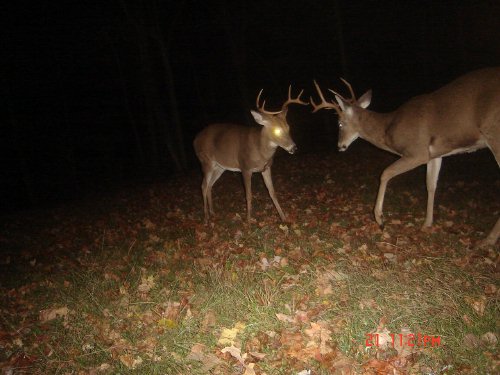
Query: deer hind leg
xmin=478 ymin=218 xmax=500 ymax=248
xmin=207 ymin=166 xmax=224 ymax=216
xmin=201 ymin=168 xmax=212 ymax=223
xmin=423 ymin=157 xmax=443 ymax=228
xmin=476 ymin=134 xmax=500 ymax=247
xmin=201 ymin=164 xmax=224 ymax=223
xmin=262 ymin=168 xmax=286 ymax=221
xmin=242 ymin=170 xmax=253 ymax=223
xmin=375 ymin=157 xmax=426 ymax=227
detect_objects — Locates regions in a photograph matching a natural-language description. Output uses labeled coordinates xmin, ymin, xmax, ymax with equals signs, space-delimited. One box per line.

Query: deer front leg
xmin=375 ymin=157 xmax=426 ymax=227
xmin=262 ymin=168 xmax=286 ymax=221
xmin=423 ymin=157 xmax=442 ymax=228
xmin=477 ymin=217 xmax=500 ymax=248
xmin=242 ymin=170 xmax=253 ymax=223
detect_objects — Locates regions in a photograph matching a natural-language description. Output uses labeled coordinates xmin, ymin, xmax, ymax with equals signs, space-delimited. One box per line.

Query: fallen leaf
xmin=484 ymin=284 xmax=497 ymax=295
xmin=464 ymin=295 xmax=486 ymax=316
xmin=186 ymin=343 xmax=222 ymax=372
xmin=201 ymin=310 xmax=216 ymax=332
xmin=137 ymin=275 xmax=155 ymax=293
xmin=481 ymin=332 xmax=497 ymax=347
xmin=279 ymin=224 xmax=289 ymax=235
xmin=304 ymin=321 xmax=333 ymax=355
xmin=39 ymin=307 xmax=69 ymax=323
xmin=157 ymin=318 xmax=177 ymax=329
xmin=119 ymin=354 xmax=134 ymax=369
xmin=248 ymin=351 xmax=266 ymax=360
xmin=363 ymin=358 xmax=396 ymax=373
xmin=276 ymin=313 xmax=295 ymax=323
xmin=221 ymin=345 xmax=245 ymax=365
xmin=463 ymin=333 xmax=481 ymax=348
xmin=243 ymin=362 xmax=256 ymax=375
xmin=218 ymin=322 xmax=246 ymax=346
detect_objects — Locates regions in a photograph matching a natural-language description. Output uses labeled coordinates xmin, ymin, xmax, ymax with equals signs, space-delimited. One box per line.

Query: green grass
xmin=1 ymin=148 xmax=498 ymax=374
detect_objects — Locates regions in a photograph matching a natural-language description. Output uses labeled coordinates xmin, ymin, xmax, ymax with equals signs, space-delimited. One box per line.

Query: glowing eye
xmin=273 ymin=128 xmax=282 ymax=136
xmin=338 ymin=122 xmax=343 ymax=129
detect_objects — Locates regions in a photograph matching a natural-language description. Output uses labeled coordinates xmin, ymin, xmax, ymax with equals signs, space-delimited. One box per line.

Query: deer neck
xmin=359 ymin=111 xmax=397 ymax=154
xmin=258 ymin=128 xmax=278 ymax=160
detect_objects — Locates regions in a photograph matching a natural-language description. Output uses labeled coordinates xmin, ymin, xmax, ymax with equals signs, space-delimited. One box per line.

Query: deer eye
xmin=273 ymin=128 xmax=282 ymax=136
xmin=338 ymin=122 xmax=343 ymax=128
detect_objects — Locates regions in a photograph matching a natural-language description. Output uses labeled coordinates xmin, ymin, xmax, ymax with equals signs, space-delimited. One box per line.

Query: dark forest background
xmin=2 ymin=0 xmax=500 ymax=212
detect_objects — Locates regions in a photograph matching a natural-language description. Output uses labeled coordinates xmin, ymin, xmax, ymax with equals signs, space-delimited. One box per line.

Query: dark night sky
xmin=2 ymin=0 xmax=500 ymax=211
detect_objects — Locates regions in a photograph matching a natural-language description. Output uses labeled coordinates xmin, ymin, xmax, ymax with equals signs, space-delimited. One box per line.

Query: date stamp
xmin=365 ymin=333 xmax=441 ymax=348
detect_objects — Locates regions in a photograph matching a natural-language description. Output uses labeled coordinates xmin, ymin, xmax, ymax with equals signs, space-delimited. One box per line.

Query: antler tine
xmin=256 ymin=88 xmax=282 ymax=115
xmin=340 ymin=77 xmax=357 ymax=101
xmin=256 ymin=88 xmax=263 ymax=110
xmin=281 ymin=84 xmax=309 ymax=111
xmin=328 ymin=88 xmax=349 ymax=103
xmin=310 ymin=80 xmax=341 ymax=113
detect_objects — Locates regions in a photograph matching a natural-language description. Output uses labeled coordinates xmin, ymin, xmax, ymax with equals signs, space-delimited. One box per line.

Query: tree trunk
xmin=334 ymin=0 xmax=349 ymax=78
xmin=106 ymin=29 xmax=146 ymax=169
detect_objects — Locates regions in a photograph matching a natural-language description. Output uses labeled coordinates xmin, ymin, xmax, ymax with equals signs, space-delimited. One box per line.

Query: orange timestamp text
xmin=365 ymin=333 xmax=441 ymax=348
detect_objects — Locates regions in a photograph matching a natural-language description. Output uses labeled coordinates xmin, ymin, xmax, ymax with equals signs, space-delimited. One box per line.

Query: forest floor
xmin=1 ymin=145 xmax=499 ymax=374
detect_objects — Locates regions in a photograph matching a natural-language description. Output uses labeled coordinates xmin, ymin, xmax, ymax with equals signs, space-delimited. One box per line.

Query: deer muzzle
xmin=287 ymin=144 xmax=297 ymax=154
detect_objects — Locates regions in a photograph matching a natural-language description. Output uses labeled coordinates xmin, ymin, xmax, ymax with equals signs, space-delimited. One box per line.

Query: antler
xmin=256 ymin=89 xmax=282 ymax=115
xmin=310 ymin=80 xmax=341 ymax=113
xmin=310 ymin=78 xmax=358 ymax=113
xmin=281 ymin=85 xmax=308 ymax=111
xmin=337 ymin=77 xmax=357 ymax=103
xmin=256 ymin=85 xmax=308 ymax=115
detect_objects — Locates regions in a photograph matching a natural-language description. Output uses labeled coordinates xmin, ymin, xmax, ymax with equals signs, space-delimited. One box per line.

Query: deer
xmin=311 ymin=67 xmax=500 ymax=248
xmin=193 ymin=86 xmax=308 ymax=224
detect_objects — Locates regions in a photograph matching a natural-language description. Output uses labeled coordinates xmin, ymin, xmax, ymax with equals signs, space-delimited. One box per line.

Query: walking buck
xmin=311 ymin=68 xmax=500 ymax=247
xmin=194 ymin=86 xmax=308 ymax=224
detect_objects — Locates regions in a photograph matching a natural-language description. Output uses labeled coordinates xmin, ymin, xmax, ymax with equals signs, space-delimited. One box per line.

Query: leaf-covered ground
xmin=1 ymin=145 xmax=499 ymax=374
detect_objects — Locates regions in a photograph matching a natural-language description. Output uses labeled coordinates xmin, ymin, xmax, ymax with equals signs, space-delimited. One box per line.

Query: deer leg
xmin=483 ymin=128 xmax=500 ymax=166
xmin=423 ymin=157 xmax=442 ymax=228
xmin=201 ymin=168 xmax=213 ymax=223
xmin=476 ymin=135 xmax=500 ymax=247
xmin=207 ymin=167 xmax=224 ymax=216
xmin=262 ymin=168 xmax=286 ymax=221
xmin=476 ymin=218 xmax=500 ymax=248
xmin=242 ymin=170 xmax=253 ymax=223
xmin=375 ymin=157 xmax=426 ymax=227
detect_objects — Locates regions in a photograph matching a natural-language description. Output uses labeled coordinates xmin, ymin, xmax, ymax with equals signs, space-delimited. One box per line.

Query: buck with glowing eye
xmin=311 ymin=69 xmax=500 ymax=248
xmin=194 ymin=85 xmax=308 ymax=223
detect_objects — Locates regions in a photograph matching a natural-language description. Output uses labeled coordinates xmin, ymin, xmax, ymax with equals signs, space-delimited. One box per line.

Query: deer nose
xmin=338 ymin=145 xmax=347 ymax=152
xmin=288 ymin=144 xmax=297 ymax=154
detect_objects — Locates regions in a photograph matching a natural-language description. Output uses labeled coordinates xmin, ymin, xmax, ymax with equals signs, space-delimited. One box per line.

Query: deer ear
xmin=358 ymin=90 xmax=372 ymax=108
xmin=335 ymin=95 xmax=348 ymax=112
xmin=251 ymin=110 xmax=270 ymax=126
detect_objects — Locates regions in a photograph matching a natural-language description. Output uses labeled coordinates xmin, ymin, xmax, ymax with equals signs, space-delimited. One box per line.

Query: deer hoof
xmin=475 ymin=238 xmax=496 ymax=250
xmin=420 ymin=224 xmax=432 ymax=233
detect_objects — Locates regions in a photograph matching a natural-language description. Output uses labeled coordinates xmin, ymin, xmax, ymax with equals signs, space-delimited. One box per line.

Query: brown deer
xmin=194 ymin=86 xmax=308 ymax=224
xmin=311 ymin=68 xmax=500 ymax=247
